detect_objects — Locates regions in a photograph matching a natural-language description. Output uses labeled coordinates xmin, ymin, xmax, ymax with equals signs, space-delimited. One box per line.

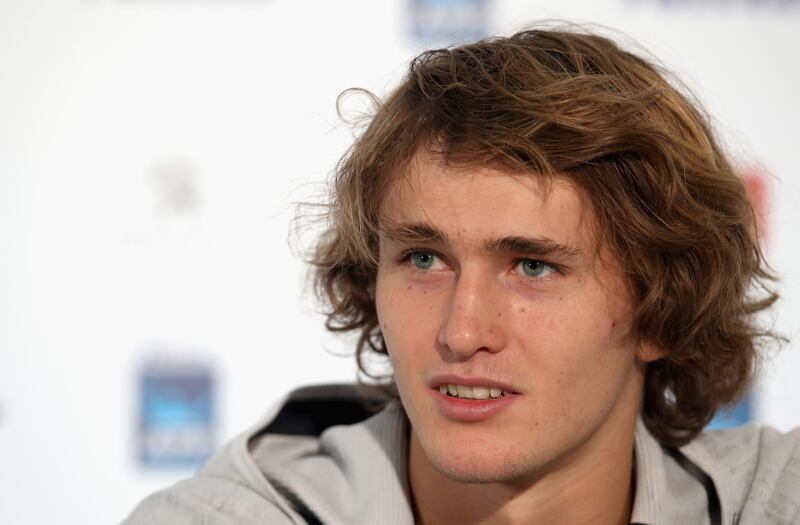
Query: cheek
xmin=377 ymin=276 xmax=439 ymax=329
xmin=376 ymin=279 xmax=434 ymax=364
xmin=511 ymin=294 xmax=635 ymax=391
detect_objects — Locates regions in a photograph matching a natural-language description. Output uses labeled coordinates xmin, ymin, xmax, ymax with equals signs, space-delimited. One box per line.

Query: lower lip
xmin=431 ymin=389 xmax=518 ymax=422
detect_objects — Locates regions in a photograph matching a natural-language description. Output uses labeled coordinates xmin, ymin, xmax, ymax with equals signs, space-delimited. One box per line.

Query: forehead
xmin=381 ymin=152 xmax=597 ymax=252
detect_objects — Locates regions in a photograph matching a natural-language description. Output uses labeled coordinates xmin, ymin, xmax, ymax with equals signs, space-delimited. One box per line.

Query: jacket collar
xmin=631 ymin=418 xmax=728 ymax=525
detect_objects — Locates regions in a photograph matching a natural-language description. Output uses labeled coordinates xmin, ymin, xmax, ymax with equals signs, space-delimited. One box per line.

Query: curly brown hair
xmin=310 ymin=25 xmax=779 ymax=447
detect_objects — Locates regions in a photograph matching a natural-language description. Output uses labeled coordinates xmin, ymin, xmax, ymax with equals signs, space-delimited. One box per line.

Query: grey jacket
xmin=123 ymin=384 xmax=800 ymax=525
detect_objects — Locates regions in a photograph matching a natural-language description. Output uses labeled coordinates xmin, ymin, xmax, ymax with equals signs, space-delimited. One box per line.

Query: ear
xmin=636 ymin=339 xmax=665 ymax=363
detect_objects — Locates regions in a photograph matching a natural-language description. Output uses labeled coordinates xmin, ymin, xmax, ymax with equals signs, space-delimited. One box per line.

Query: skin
xmin=374 ymin=152 xmax=662 ymax=524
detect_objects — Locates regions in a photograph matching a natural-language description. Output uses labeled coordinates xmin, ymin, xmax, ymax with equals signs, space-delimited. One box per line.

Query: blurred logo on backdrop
xmin=136 ymin=350 xmax=216 ymax=468
xmin=707 ymin=166 xmax=770 ymax=430
xmin=149 ymin=158 xmax=203 ymax=221
xmin=410 ymin=0 xmax=490 ymax=46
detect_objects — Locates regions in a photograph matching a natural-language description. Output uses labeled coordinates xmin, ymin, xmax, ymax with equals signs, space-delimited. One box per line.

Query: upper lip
xmin=428 ymin=374 xmax=521 ymax=394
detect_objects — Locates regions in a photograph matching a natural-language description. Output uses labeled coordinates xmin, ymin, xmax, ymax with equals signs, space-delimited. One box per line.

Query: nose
xmin=436 ymin=269 xmax=506 ymax=359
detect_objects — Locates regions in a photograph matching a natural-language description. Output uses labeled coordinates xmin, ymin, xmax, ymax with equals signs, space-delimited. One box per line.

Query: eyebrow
xmin=380 ymin=222 xmax=448 ymax=244
xmin=485 ymin=236 xmax=584 ymax=260
xmin=380 ymin=222 xmax=584 ymax=260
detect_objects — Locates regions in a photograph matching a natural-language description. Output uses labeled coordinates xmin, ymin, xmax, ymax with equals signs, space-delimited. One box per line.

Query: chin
xmin=423 ymin=437 xmax=542 ymax=484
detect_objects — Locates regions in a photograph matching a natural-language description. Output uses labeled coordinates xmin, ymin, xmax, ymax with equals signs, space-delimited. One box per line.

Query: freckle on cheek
xmin=519 ymin=306 xmax=527 ymax=313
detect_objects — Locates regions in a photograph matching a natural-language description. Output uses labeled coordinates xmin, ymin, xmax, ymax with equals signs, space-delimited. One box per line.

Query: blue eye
xmin=410 ymin=252 xmax=436 ymax=269
xmin=519 ymin=259 xmax=553 ymax=278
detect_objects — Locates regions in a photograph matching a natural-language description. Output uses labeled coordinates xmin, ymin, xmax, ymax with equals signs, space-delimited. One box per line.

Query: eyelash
xmin=397 ymin=249 xmax=563 ymax=279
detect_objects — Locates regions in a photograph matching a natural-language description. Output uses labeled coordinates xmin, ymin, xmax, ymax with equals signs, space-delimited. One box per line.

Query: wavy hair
xmin=310 ymin=26 xmax=780 ymax=447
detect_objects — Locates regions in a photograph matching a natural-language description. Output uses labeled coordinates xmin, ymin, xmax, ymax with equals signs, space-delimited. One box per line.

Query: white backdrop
xmin=1 ymin=1 xmax=798 ymax=523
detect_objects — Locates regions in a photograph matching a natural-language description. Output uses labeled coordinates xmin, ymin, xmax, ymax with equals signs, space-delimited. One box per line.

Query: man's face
xmin=375 ymin=153 xmax=653 ymax=484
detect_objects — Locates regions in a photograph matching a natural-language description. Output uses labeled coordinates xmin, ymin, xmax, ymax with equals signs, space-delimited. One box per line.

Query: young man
xmin=125 ymin=27 xmax=799 ymax=524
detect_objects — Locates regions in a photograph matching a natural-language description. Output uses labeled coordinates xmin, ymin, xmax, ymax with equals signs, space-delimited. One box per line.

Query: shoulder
xmin=122 ymin=384 xmax=392 ymax=525
xmin=122 ymin=432 xmax=307 ymax=525
xmin=121 ymin=473 xmax=300 ymax=525
xmin=682 ymin=424 xmax=800 ymax=524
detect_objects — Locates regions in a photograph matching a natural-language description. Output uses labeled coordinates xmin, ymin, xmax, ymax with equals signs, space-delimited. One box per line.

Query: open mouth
xmin=438 ymin=384 xmax=513 ymax=400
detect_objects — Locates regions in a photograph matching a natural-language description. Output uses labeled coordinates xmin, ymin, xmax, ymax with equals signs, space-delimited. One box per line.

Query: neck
xmin=408 ymin=407 xmax=638 ymax=525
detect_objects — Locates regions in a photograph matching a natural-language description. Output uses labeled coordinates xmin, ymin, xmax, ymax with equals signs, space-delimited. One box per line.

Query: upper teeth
xmin=438 ymin=384 xmax=506 ymax=399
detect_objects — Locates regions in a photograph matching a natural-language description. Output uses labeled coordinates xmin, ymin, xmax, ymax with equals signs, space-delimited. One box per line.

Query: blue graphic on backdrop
xmin=411 ymin=0 xmax=489 ymax=46
xmin=137 ymin=355 xmax=215 ymax=468
xmin=707 ymin=389 xmax=754 ymax=430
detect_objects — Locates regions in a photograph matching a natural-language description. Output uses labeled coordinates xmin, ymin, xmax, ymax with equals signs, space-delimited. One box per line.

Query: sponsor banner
xmin=742 ymin=166 xmax=770 ymax=243
xmin=411 ymin=0 xmax=490 ymax=46
xmin=136 ymin=352 xmax=216 ymax=468
xmin=708 ymin=390 xmax=755 ymax=430
xmin=708 ymin=166 xmax=770 ymax=430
